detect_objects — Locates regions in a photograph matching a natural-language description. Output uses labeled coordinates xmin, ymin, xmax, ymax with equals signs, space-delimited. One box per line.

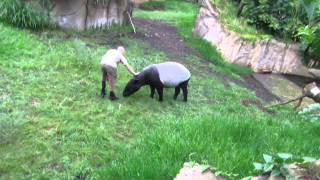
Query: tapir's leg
xmin=181 ymin=80 xmax=189 ymax=102
xmin=150 ymin=85 xmax=155 ymax=98
xmin=101 ymin=72 xmax=107 ymax=98
xmin=156 ymin=87 xmax=163 ymax=102
xmin=173 ymin=87 xmax=180 ymax=100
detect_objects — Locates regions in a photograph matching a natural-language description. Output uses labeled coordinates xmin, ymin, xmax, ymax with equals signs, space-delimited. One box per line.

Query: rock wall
xmin=193 ymin=0 xmax=314 ymax=78
xmin=48 ymin=0 xmax=132 ymax=30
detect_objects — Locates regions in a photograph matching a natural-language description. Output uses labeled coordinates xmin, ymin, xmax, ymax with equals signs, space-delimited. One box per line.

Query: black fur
xmin=123 ymin=66 xmax=189 ymax=102
xmin=101 ymin=81 xmax=106 ymax=98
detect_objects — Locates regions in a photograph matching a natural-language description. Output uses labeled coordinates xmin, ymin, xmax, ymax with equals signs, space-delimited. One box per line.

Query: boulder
xmin=32 ymin=0 xmax=132 ymax=30
xmin=193 ymin=0 xmax=315 ymax=78
xmin=174 ymin=162 xmax=225 ymax=180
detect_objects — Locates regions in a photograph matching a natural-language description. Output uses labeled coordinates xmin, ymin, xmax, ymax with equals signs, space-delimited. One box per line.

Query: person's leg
xmin=108 ymin=76 xmax=118 ymax=101
xmin=108 ymin=66 xmax=118 ymax=101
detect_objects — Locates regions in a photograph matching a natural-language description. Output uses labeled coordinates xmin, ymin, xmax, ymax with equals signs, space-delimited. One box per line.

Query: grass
xmin=1 ymin=1 xmax=320 ymax=179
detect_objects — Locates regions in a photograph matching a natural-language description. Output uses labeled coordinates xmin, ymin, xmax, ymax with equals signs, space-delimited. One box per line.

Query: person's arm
xmin=119 ymin=54 xmax=139 ymax=76
xmin=124 ymin=64 xmax=139 ymax=76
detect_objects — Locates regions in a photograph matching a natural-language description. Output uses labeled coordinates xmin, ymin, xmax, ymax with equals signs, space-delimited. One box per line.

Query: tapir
xmin=123 ymin=62 xmax=191 ymax=102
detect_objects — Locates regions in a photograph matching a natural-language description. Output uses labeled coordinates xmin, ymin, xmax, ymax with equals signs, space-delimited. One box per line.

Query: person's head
xmin=117 ymin=46 xmax=125 ymax=55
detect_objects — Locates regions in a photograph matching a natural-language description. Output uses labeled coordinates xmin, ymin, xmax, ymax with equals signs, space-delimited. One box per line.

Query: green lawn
xmin=0 ymin=1 xmax=320 ymax=180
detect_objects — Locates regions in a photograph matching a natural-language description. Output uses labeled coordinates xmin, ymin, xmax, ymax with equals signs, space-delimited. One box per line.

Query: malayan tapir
xmin=123 ymin=62 xmax=191 ymax=102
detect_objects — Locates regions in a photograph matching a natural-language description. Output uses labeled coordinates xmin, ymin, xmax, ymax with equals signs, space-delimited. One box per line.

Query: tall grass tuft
xmin=0 ymin=0 xmax=51 ymax=29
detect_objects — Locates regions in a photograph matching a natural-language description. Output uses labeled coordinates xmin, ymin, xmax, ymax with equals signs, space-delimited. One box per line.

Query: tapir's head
xmin=123 ymin=74 xmax=145 ymax=97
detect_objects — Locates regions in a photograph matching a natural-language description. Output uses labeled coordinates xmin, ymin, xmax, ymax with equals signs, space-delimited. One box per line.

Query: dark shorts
xmin=101 ymin=65 xmax=117 ymax=85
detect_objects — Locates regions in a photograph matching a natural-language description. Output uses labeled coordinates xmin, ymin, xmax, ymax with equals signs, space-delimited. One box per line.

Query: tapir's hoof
xmin=101 ymin=92 xmax=106 ymax=98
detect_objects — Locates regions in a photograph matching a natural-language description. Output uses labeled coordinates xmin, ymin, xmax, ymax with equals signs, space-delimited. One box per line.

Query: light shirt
xmin=100 ymin=49 xmax=129 ymax=68
xmin=144 ymin=62 xmax=191 ymax=87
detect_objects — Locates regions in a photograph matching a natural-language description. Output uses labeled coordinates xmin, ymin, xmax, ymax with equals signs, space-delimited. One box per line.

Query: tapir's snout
xmin=122 ymin=82 xmax=140 ymax=97
xmin=123 ymin=90 xmax=129 ymax=97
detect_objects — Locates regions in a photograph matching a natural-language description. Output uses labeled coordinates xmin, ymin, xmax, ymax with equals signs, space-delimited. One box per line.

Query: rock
xmin=251 ymin=175 xmax=284 ymax=180
xmin=30 ymin=0 xmax=132 ymax=30
xmin=193 ymin=0 xmax=315 ymax=78
xmin=288 ymin=160 xmax=320 ymax=179
xmin=309 ymin=68 xmax=320 ymax=79
xmin=174 ymin=162 xmax=225 ymax=180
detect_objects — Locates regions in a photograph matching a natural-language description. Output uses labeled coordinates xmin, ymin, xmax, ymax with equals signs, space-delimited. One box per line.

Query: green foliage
xmin=297 ymin=25 xmax=320 ymax=66
xmin=253 ymin=153 xmax=294 ymax=178
xmin=0 ymin=0 xmax=51 ymax=29
xmin=212 ymin=0 xmax=271 ymax=41
xmin=239 ymin=0 xmax=303 ymax=40
xmin=228 ymin=0 xmax=320 ymax=65
xmin=251 ymin=153 xmax=318 ymax=178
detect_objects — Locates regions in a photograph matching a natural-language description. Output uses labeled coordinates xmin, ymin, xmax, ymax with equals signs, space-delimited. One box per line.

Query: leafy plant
xmin=252 ymin=153 xmax=318 ymax=179
xmin=296 ymin=0 xmax=320 ymax=66
xmin=253 ymin=153 xmax=293 ymax=178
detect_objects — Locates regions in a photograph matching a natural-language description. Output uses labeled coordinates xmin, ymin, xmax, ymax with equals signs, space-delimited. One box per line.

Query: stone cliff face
xmin=193 ymin=0 xmax=315 ymax=78
xmin=41 ymin=0 xmax=132 ymax=30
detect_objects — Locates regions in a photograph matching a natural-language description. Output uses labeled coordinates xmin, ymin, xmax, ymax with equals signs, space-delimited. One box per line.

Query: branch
xmin=127 ymin=11 xmax=136 ymax=34
xmin=265 ymin=95 xmax=306 ymax=108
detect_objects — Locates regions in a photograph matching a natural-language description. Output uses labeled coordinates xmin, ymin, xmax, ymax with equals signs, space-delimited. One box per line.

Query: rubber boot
xmin=109 ymin=91 xmax=118 ymax=101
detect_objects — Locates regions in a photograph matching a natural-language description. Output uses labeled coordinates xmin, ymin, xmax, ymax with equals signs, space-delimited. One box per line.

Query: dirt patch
xmin=241 ymin=99 xmax=276 ymax=114
xmin=132 ymin=19 xmax=193 ymax=58
xmin=131 ymin=18 xmax=280 ymax=103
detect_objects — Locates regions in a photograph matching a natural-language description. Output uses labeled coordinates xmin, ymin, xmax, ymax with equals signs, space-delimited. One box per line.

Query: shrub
xmin=238 ymin=0 xmax=304 ymax=40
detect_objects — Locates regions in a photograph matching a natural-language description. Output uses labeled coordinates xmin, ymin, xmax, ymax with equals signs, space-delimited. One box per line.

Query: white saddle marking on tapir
xmin=145 ymin=62 xmax=191 ymax=87
xmin=311 ymin=87 xmax=320 ymax=96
